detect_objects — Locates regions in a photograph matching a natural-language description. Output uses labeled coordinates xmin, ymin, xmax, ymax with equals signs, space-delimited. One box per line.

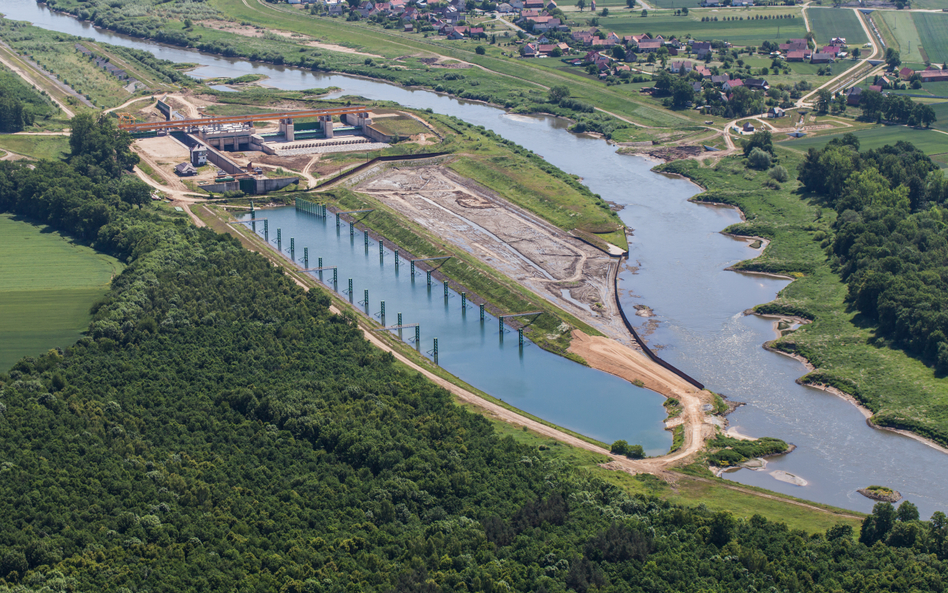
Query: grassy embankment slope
xmin=659 ymin=150 xmax=948 ymax=447
xmin=0 ymin=213 xmax=123 ymax=371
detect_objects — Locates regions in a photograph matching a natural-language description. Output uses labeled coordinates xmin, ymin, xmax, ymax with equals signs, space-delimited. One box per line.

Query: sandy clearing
xmin=568 ymin=330 xmax=717 ymax=468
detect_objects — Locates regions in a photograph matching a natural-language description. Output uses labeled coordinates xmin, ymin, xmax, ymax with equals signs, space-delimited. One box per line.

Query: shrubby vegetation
xmin=798 ymin=135 xmax=948 ymax=372
xmin=705 ymin=435 xmax=789 ymax=467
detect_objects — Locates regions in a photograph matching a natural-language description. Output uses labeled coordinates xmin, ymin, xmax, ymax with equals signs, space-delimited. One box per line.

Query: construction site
xmin=123 ymin=95 xmax=433 ymax=196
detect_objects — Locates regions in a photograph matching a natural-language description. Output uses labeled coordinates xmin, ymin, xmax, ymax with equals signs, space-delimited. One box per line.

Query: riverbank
xmin=657 ymin=150 xmax=948 ymax=454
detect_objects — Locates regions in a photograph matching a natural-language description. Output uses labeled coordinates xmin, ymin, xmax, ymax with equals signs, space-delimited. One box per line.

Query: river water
xmin=7 ymin=0 xmax=947 ymax=516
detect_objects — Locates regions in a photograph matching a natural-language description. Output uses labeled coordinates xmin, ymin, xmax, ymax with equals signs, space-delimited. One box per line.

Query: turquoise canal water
xmin=239 ymin=206 xmax=672 ymax=454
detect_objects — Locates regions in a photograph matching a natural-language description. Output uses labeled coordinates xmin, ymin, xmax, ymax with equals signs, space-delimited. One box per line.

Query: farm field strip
xmin=879 ymin=11 xmax=925 ymax=65
xmin=806 ymin=7 xmax=868 ymax=45
xmin=596 ymin=9 xmax=806 ymax=46
xmin=912 ymin=12 xmax=948 ymax=65
xmin=780 ymin=125 xmax=948 ymax=160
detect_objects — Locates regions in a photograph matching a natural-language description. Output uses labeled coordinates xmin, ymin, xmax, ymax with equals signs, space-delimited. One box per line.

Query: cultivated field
xmin=912 ymin=12 xmax=948 ymax=65
xmin=806 ymin=8 xmax=868 ymax=46
xmin=0 ymin=213 xmax=123 ymax=371
xmin=596 ymin=9 xmax=806 ymax=46
xmin=878 ymin=11 xmax=926 ymax=66
xmin=781 ymin=125 xmax=948 ymax=165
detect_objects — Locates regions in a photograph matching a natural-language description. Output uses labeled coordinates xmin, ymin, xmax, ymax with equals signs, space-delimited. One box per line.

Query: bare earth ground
xmin=356 ymin=165 xmax=632 ymax=343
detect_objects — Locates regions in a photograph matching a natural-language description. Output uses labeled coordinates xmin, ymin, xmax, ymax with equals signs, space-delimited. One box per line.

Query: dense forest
xmin=0 ymin=65 xmax=57 ymax=132
xmin=798 ymin=137 xmax=948 ymax=373
xmin=1 ymin=120 xmax=948 ymax=591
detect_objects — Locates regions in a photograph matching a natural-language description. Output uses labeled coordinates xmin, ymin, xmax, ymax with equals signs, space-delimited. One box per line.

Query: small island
xmin=858 ymin=485 xmax=902 ymax=503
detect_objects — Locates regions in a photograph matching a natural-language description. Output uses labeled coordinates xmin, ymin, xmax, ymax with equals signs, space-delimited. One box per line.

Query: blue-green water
xmin=240 ymin=206 xmax=671 ymax=454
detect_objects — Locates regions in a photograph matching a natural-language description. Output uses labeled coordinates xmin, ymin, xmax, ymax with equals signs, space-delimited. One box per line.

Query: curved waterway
xmin=8 ymin=0 xmax=948 ymax=515
xmin=238 ymin=207 xmax=671 ymax=453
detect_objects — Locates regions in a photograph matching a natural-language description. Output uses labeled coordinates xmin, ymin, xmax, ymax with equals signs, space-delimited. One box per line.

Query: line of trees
xmin=859 ymin=90 xmax=937 ymax=127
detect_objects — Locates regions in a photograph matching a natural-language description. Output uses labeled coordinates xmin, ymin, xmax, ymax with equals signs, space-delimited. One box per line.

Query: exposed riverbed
xmin=6 ymin=0 xmax=948 ymax=516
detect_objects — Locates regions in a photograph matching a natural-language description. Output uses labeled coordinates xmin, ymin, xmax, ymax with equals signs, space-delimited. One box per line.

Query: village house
xmin=810 ymin=53 xmax=834 ymax=64
xmin=744 ymin=77 xmax=768 ymax=90
xmin=780 ymin=39 xmax=808 ymax=53
xmin=669 ymin=60 xmax=693 ymax=74
xmin=723 ymin=78 xmax=743 ymax=92
xmin=696 ymin=66 xmax=712 ymax=78
xmin=846 ymin=86 xmax=862 ymax=105
xmin=711 ymin=73 xmax=730 ymax=85
xmin=742 ymin=121 xmax=755 ymax=132
xmin=786 ymin=50 xmax=809 ymax=62
xmin=899 ymin=67 xmax=915 ymax=80
xmin=637 ymin=39 xmax=662 ymax=53
xmin=921 ymin=68 xmax=948 ymax=83
xmin=768 ymin=106 xmax=786 ymax=118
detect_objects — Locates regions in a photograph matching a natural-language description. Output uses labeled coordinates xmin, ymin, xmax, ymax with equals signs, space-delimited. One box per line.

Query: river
xmin=5 ymin=0 xmax=947 ymax=516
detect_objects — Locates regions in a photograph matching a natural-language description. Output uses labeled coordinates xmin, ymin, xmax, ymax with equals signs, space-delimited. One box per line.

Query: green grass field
xmin=0 ymin=135 xmax=70 ymax=161
xmin=781 ymin=125 xmax=948 ymax=163
xmin=879 ymin=11 xmax=926 ymax=66
xmin=806 ymin=8 xmax=868 ymax=46
xmin=369 ymin=116 xmax=430 ymax=138
xmin=0 ymin=213 xmax=123 ymax=371
xmin=596 ymin=8 xmax=806 ymax=47
xmin=912 ymin=12 xmax=948 ymax=65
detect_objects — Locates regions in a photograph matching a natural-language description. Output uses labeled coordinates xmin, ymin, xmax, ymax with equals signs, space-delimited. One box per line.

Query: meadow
xmin=0 ymin=213 xmax=122 ymax=371
xmin=596 ymin=8 xmax=806 ymax=47
xmin=805 ymin=7 xmax=868 ymax=46
xmin=0 ymin=134 xmax=69 ymax=161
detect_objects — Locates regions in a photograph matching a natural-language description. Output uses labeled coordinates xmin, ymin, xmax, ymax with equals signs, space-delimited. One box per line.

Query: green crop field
xmin=879 ymin=11 xmax=926 ymax=66
xmin=781 ymin=125 xmax=948 ymax=163
xmin=0 ymin=213 xmax=123 ymax=371
xmin=806 ymin=8 xmax=868 ymax=46
xmin=912 ymin=12 xmax=948 ymax=66
xmin=596 ymin=8 xmax=805 ymax=47
xmin=909 ymin=0 xmax=948 ymax=9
